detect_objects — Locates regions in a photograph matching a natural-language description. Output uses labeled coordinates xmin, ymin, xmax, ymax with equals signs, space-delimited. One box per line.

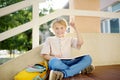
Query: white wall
xmin=69 ymin=33 xmax=120 ymax=66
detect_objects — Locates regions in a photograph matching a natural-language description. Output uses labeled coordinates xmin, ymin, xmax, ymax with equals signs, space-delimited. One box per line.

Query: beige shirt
xmin=41 ymin=36 xmax=78 ymax=58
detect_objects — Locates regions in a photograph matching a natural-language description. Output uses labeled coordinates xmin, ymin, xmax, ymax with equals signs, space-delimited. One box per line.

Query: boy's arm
xmin=75 ymin=27 xmax=84 ymax=49
xmin=70 ymin=21 xmax=84 ymax=49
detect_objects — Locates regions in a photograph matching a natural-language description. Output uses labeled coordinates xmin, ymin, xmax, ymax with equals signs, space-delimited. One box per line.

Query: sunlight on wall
xmin=39 ymin=0 xmax=69 ymax=9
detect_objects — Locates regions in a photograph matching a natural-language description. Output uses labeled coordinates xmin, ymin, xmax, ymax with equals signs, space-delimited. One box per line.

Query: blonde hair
xmin=50 ymin=18 xmax=68 ymax=34
xmin=51 ymin=18 xmax=68 ymax=29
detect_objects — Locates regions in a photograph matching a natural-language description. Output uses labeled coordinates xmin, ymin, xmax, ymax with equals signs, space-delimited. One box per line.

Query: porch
xmin=63 ymin=65 xmax=120 ymax=80
xmin=0 ymin=0 xmax=120 ymax=80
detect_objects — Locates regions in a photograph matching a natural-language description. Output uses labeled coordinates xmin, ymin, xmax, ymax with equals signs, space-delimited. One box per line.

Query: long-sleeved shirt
xmin=41 ymin=36 xmax=78 ymax=59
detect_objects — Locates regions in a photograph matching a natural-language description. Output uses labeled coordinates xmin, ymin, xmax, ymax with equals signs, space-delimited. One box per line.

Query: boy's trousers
xmin=49 ymin=55 xmax=92 ymax=78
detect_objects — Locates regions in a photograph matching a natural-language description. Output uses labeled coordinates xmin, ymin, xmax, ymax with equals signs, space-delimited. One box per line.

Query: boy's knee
xmin=84 ymin=55 xmax=92 ymax=64
xmin=49 ymin=58 xmax=59 ymax=67
xmin=48 ymin=58 xmax=68 ymax=70
xmin=48 ymin=58 xmax=62 ymax=69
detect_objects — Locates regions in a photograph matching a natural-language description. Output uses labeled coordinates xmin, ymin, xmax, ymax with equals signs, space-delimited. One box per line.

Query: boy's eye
xmin=61 ymin=27 xmax=63 ymax=29
xmin=55 ymin=27 xmax=59 ymax=30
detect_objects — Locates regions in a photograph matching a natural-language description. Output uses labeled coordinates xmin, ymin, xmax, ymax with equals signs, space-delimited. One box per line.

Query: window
xmin=101 ymin=19 xmax=110 ymax=33
xmin=101 ymin=2 xmax=120 ymax=33
xmin=110 ymin=18 xmax=119 ymax=33
xmin=112 ymin=2 xmax=120 ymax=12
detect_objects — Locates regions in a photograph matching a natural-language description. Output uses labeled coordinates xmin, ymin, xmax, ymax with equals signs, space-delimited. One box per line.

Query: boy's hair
xmin=51 ymin=18 xmax=68 ymax=29
xmin=50 ymin=18 xmax=68 ymax=34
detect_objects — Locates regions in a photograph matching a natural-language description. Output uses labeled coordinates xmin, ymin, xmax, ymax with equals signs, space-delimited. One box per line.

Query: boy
xmin=41 ymin=18 xmax=94 ymax=80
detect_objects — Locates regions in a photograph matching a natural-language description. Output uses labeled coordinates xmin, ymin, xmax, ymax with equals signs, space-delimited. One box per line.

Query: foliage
xmin=0 ymin=0 xmax=55 ymax=52
xmin=0 ymin=1 xmax=32 ymax=51
xmin=0 ymin=0 xmax=23 ymax=8
xmin=39 ymin=6 xmax=55 ymax=43
xmin=0 ymin=7 xmax=32 ymax=33
xmin=0 ymin=30 xmax=32 ymax=51
xmin=39 ymin=7 xmax=54 ymax=34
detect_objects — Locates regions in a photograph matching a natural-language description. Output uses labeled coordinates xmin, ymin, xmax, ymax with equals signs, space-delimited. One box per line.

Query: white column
xmin=32 ymin=1 xmax=40 ymax=48
xmin=107 ymin=19 xmax=111 ymax=33
xmin=118 ymin=18 xmax=120 ymax=33
xmin=69 ymin=0 xmax=75 ymax=33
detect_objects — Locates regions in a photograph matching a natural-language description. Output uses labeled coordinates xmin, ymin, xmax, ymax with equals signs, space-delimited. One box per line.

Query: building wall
xmin=70 ymin=0 xmax=100 ymax=33
xmin=0 ymin=34 xmax=120 ymax=80
xmin=69 ymin=0 xmax=120 ymax=66
xmin=68 ymin=33 xmax=120 ymax=66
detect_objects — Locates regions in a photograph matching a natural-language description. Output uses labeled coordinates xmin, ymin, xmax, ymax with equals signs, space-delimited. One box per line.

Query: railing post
xmin=32 ymin=1 xmax=40 ymax=48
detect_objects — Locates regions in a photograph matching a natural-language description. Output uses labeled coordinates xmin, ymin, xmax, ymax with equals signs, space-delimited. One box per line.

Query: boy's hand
xmin=69 ymin=19 xmax=76 ymax=30
xmin=55 ymin=54 xmax=62 ymax=58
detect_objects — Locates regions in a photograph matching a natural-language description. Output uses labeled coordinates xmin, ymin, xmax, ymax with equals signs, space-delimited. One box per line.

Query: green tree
xmin=0 ymin=0 xmax=32 ymax=54
xmin=0 ymin=0 xmax=23 ymax=8
xmin=39 ymin=7 xmax=55 ymax=43
xmin=0 ymin=0 xmax=55 ymax=55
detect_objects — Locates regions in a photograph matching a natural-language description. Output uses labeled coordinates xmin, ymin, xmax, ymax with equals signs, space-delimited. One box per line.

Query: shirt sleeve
xmin=40 ymin=38 xmax=51 ymax=55
xmin=71 ymin=37 xmax=78 ymax=49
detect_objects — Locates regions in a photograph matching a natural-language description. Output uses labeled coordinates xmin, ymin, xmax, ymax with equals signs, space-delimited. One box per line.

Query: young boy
xmin=40 ymin=18 xmax=94 ymax=80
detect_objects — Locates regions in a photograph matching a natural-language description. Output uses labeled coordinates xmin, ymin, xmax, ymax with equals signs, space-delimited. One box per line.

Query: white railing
xmin=0 ymin=0 xmax=120 ymax=48
xmin=0 ymin=0 xmax=44 ymax=48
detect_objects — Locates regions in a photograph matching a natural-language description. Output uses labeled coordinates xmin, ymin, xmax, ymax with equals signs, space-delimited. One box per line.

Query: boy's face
xmin=53 ymin=23 xmax=66 ymax=38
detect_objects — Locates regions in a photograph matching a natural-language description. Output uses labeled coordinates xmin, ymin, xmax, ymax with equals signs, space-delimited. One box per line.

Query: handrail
xmin=38 ymin=9 xmax=120 ymax=26
xmin=0 ymin=0 xmax=45 ymax=48
xmin=1 ymin=9 xmax=120 ymax=41
xmin=0 ymin=21 xmax=33 ymax=41
xmin=0 ymin=0 xmax=44 ymax=17
xmin=0 ymin=0 xmax=120 ymax=48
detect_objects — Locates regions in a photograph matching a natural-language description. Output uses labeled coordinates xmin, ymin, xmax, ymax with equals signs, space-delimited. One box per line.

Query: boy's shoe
xmin=49 ymin=70 xmax=63 ymax=80
xmin=49 ymin=70 xmax=57 ymax=80
xmin=81 ymin=65 xmax=95 ymax=74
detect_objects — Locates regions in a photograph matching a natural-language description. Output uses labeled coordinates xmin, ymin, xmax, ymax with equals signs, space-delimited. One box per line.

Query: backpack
xmin=14 ymin=61 xmax=48 ymax=80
